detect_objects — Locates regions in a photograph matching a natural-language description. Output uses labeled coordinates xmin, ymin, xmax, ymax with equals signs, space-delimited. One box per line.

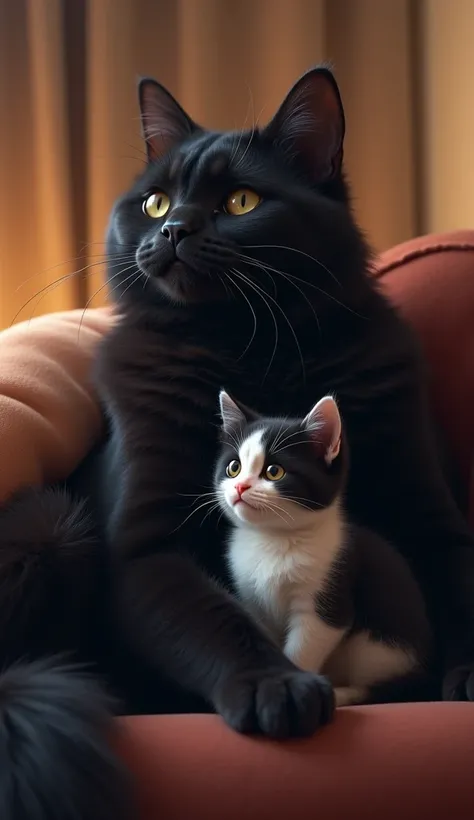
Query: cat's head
xmin=214 ymin=390 xmax=345 ymax=530
xmin=107 ymin=66 xmax=368 ymax=309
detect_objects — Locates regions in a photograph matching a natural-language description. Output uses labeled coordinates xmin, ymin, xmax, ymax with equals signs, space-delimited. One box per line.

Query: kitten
xmin=215 ymin=391 xmax=432 ymax=706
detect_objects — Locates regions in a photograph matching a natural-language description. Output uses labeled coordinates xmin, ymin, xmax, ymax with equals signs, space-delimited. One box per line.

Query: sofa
xmin=1 ymin=230 xmax=474 ymax=818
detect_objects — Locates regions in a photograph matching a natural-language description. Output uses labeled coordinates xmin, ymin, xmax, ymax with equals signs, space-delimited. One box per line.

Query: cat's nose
xmin=161 ymin=208 xmax=204 ymax=248
xmin=236 ymin=482 xmax=251 ymax=497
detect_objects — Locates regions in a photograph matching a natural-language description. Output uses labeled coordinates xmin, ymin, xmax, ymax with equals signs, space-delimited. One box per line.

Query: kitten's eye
xmin=265 ymin=464 xmax=285 ymax=481
xmin=142 ymin=192 xmax=171 ymax=219
xmin=224 ymin=189 xmax=261 ymax=216
xmin=226 ymin=460 xmax=241 ymax=478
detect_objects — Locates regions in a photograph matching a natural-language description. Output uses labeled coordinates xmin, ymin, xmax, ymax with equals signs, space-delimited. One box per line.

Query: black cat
xmin=1 ymin=66 xmax=474 ymax=819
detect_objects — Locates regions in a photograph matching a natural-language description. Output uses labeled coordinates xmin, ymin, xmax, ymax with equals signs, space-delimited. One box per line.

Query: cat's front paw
xmin=443 ymin=663 xmax=474 ymax=701
xmin=213 ymin=667 xmax=334 ymax=738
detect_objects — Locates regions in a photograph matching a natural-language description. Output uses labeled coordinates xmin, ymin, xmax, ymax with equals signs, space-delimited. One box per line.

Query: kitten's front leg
xmin=284 ymin=609 xmax=346 ymax=673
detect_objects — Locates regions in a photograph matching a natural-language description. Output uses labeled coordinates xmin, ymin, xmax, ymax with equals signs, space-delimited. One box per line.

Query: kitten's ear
xmin=262 ymin=66 xmax=344 ymax=183
xmin=303 ymin=395 xmax=342 ymax=465
xmin=218 ymin=390 xmax=258 ymax=436
xmin=138 ymin=77 xmax=197 ymax=161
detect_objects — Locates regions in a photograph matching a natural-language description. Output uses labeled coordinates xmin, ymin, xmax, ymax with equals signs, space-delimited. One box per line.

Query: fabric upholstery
xmin=375 ymin=230 xmax=474 ymax=528
xmin=0 ymin=307 xmax=112 ymax=503
xmin=116 ymin=707 xmax=474 ymax=819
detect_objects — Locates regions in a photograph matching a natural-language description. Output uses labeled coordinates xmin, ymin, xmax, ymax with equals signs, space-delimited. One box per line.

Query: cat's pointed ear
xmin=138 ymin=77 xmax=197 ymax=161
xmin=262 ymin=66 xmax=344 ymax=183
xmin=303 ymin=395 xmax=342 ymax=465
xmin=218 ymin=390 xmax=258 ymax=436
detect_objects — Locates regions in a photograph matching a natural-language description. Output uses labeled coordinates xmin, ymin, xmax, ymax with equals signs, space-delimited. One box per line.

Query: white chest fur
xmin=227 ymin=502 xmax=344 ymax=640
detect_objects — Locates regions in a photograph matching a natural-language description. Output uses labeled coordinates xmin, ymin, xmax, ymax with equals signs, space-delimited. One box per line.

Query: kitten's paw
xmin=443 ymin=663 xmax=474 ymax=701
xmin=213 ymin=668 xmax=334 ymax=738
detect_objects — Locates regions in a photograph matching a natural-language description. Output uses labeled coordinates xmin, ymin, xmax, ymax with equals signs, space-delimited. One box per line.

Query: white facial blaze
xmin=220 ymin=428 xmax=280 ymax=524
xmin=239 ymin=429 xmax=266 ymax=480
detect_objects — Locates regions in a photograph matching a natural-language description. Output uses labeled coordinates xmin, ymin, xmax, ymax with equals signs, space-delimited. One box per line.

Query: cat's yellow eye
xmin=265 ymin=464 xmax=286 ymax=482
xmin=226 ymin=460 xmax=241 ymax=478
xmin=142 ymin=192 xmax=171 ymax=219
xmin=224 ymin=189 xmax=261 ymax=216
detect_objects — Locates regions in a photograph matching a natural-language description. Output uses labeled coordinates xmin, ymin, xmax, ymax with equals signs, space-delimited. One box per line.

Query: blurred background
xmin=0 ymin=0 xmax=473 ymax=327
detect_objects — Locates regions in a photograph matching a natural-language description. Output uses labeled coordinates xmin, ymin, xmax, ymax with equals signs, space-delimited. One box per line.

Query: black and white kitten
xmin=215 ymin=391 xmax=432 ymax=706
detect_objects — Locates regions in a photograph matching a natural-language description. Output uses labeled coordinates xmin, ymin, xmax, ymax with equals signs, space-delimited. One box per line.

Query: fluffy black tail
xmin=0 ymin=487 xmax=103 ymax=663
xmin=0 ymin=658 xmax=132 ymax=820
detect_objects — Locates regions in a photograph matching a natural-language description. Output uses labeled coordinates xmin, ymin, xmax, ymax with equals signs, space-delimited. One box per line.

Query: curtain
xmin=1 ymin=0 xmax=473 ymax=328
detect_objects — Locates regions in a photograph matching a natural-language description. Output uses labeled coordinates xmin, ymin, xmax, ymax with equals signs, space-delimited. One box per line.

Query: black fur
xmin=0 ymin=488 xmax=103 ymax=665
xmin=0 ymin=658 xmax=130 ymax=820
xmin=92 ymin=66 xmax=474 ymax=713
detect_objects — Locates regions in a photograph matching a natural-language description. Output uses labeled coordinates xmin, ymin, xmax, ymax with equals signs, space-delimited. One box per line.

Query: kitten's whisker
xmin=272 ymin=427 xmax=311 ymax=451
xmin=284 ymin=495 xmax=323 ymax=511
xmin=226 ymin=429 xmax=245 ymax=453
xmin=259 ymin=499 xmax=294 ymax=524
xmin=171 ymin=498 xmax=221 ymax=533
xmin=271 ymin=419 xmax=293 ymax=452
xmin=178 ymin=491 xmax=217 ymax=507
xmin=200 ymin=502 xmax=222 ymax=527
xmin=275 ymin=438 xmax=320 ymax=454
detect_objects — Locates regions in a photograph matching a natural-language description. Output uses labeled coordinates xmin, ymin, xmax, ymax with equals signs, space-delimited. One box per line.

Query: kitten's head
xmin=107 ymin=66 xmax=368 ymax=309
xmin=214 ymin=391 xmax=345 ymax=530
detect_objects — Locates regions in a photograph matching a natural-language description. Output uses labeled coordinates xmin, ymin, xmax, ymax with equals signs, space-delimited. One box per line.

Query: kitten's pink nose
xmin=235 ymin=482 xmax=251 ymax=498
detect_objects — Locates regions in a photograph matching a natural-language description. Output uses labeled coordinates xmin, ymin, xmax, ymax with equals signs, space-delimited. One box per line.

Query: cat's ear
xmin=262 ymin=66 xmax=344 ymax=183
xmin=303 ymin=395 xmax=342 ymax=465
xmin=138 ymin=78 xmax=197 ymax=161
xmin=218 ymin=390 xmax=258 ymax=436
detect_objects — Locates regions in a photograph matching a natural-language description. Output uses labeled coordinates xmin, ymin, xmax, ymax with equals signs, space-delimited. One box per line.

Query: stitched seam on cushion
xmin=375 ymin=242 xmax=474 ymax=278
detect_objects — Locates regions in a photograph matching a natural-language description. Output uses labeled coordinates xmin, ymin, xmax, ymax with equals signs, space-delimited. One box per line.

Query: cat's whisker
xmin=224 ymin=271 xmax=258 ymax=359
xmin=240 ymin=256 xmax=321 ymax=336
xmin=216 ymin=272 xmax=233 ymax=302
xmin=242 ymin=243 xmax=342 ymax=288
xmin=240 ymin=253 xmax=365 ymax=320
xmin=230 ymin=268 xmax=279 ymax=381
xmin=15 ymin=252 xmax=136 ymax=292
xmin=76 ymin=263 xmax=140 ymax=341
xmin=13 ymin=256 xmax=135 ymax=328
xmin=228 ymin=84 xmax=254 ymax=165
xmin=232 ymin=267 xmax=305 ymax=383
xmin=119 ymin=269 xmax=146 ymax=301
